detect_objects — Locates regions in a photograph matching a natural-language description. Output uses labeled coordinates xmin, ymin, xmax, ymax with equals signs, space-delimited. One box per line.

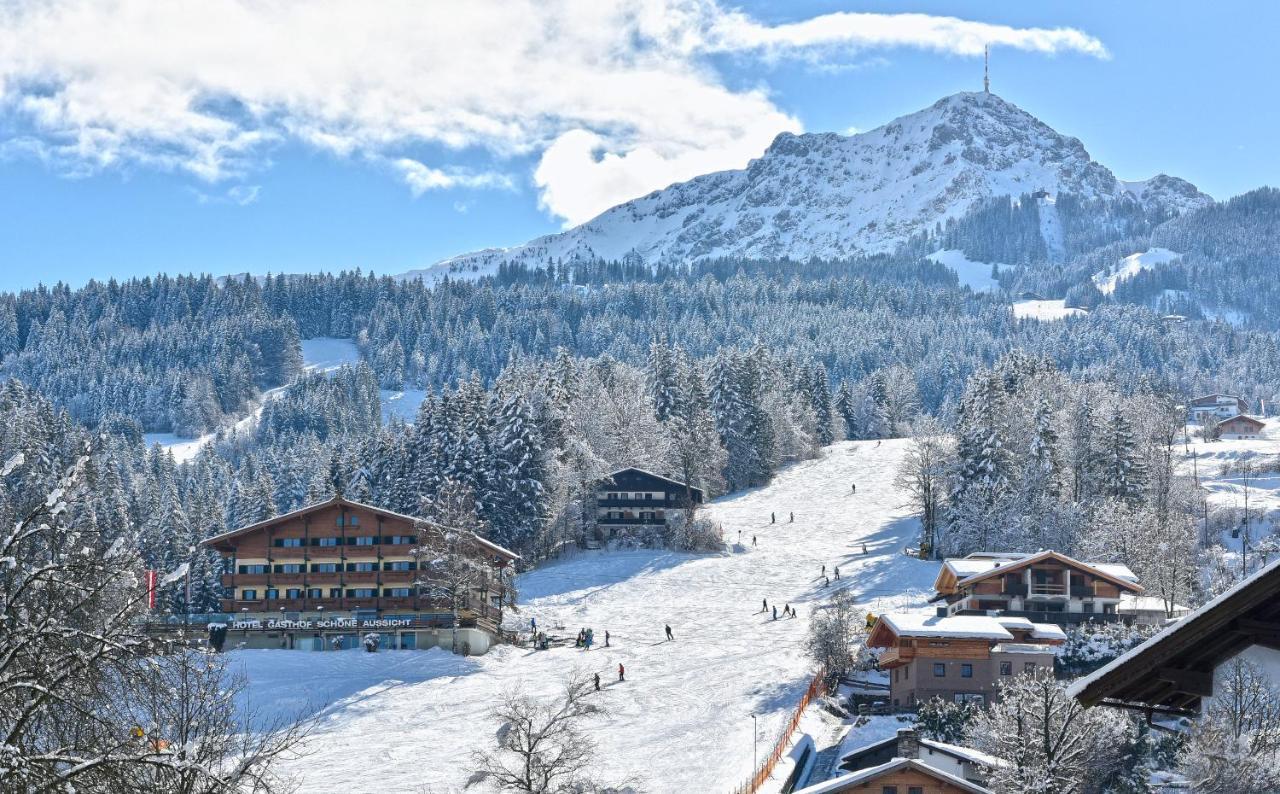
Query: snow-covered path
xmin=235 ymin=439 xmax=940 ymax=792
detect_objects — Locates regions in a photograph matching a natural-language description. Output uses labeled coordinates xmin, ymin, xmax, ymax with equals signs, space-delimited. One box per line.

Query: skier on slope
xmin=771 ymin=512 xmax=775 ymax=524
xmin=752 ymin=535 xmax=757 ymax=546
xmin=594 ymin=673 xmax=601 ymax=691
xmin=762 ymin=598 xmax=768 ymax=612
xmin=821 ymin=564 xmax=826 ymax=577
xmin=618 ymin=663 xmax=626 ymax=682
xmin=772 ymin=605 xmax=778 ymax=621
xmin=834 ymin=566 xmax=840 ymax=580
xmin=665 ymin=624 xmax=674 ymax=641
xmin=789 ymin=512 xmax=794 ymax=523
xmin=851 ymin=483 xmax=856 ymax=494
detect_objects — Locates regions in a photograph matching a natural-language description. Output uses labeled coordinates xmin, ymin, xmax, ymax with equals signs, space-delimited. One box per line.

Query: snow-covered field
xmin=232 ymin=439 xmax=939 ymax=793
xmin=927 ymin=249 xmax=1001 ymax=293
xmin=1180 ymin=419 xmax=1280 ymax=536
xmin=1011 ymin=299 xmax=1087 ymax=321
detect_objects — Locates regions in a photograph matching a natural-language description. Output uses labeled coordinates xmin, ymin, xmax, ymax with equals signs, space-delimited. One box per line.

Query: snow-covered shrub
xmin=664 ymin=513 xmax=725 ymax=552
xmin=363 ymin=632 xmax=381 ymax=652
xmin=915 ymin=697 xmax=979 ymax=744
xmin=1057 ymin=622 xmax=1158 ymax=676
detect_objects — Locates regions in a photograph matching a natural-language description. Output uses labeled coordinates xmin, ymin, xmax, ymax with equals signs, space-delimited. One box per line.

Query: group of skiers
xmin=761 ymin=598 xmax=798 ymax=620
xmin=769 ymin=511 xmax=795 ymax=524
xmin=575 ymin=627 xmax=608 ymax=649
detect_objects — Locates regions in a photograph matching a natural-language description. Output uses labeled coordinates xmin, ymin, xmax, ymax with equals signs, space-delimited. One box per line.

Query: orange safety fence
xmin=730 ymin=668 xmax=827 ymax=794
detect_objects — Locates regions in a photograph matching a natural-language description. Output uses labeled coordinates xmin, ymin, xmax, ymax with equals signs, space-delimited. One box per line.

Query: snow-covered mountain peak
xmin=402 ymin=92 xmax=1208 ymax=282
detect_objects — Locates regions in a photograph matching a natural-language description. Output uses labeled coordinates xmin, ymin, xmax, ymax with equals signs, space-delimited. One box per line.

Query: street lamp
xmin=751 ymin=713 xmax=758 ymax=772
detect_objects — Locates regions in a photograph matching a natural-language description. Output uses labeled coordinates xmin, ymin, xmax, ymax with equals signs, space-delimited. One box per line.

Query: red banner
xmin=145 ymin=569 xmax=158 ymax=610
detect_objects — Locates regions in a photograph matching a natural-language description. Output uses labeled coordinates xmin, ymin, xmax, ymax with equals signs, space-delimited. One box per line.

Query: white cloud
xmin=392 ymin=159 xmax=514 ymax=197
xmin=0 ymin=1 xmax=1107 ymax=226
xmin=190 ymin=183 xmax=261 ymax=205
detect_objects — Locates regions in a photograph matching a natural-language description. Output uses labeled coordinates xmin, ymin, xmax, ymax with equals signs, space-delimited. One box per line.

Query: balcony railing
xmin=598 ymin=516 xmax=668 ymax=526
xmin=956 ymin=608 xmax=1125 ymax=626
xmin=1029 ymin=583 xmax=1066 ymax=596
xmin=596 ymin=497 xmax=676 ymax=507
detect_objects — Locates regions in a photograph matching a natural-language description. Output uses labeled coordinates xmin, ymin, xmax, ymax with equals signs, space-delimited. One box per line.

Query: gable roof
xmin=1190 ymin=393 xmax=1246 ymax=406
xmin=797 ymin=758 xmax=991 ymax=794
xmin=838 ymin=734 xmax=1006 ymax=774
xmin=597 ymin=467 xmax=703 ymax=496
xmin=200 ymin=495 xmax=520 ymax=561
xmin=868 ymin=613 xmax=1013 ymax=647
xmin=942 ymin=550 xmax=1143 ymax=594
xmin=1216 ymin=414 xmax=1265 ymax=428
xmin=1069 ymin=557 xmax=1280 ymax=716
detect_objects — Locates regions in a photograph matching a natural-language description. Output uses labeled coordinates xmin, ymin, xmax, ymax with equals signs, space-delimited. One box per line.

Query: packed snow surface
xmin=1011 ymin=299 xmax=1087 ymax=321
xmin=234 ymin=440 xmax=940 ymax=792
xmin=1092 ymin=248 xmax=1181 ymax=295
xmin=926 ymin=250 xmax=1001 ymax=292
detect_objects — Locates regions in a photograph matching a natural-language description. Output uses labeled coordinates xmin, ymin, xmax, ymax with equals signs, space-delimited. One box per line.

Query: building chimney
xmin=896 ymin=728 xmax=920 ymax=760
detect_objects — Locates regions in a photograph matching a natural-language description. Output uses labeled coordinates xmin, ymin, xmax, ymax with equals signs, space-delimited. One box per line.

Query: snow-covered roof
xmin=838 ymin=732 xmax=1007 ymax=772
xmin=597 ymin=467 xmax=703 ymax=496
xmin=996 ymin=616 xmax=1035 ymax=631
xmin=200 ymin=495 xmax=521 ymax=561
xmin=992 ymin=642 xmax=1056 ymax=655
xmin=920 ymin=739 xmax=1008 ymax=770
xmin=1215 ymin=414 xmax=1265 ymax=427
xmin=796 ymin=758 xmax=991 ymax=794
xmin=878 ymin=613 xmax=1013 ymax=641
xmin=947 ymin=551 xmax=1142 ymax=593
xmin=1118 ymin=595 xmax=1191 ymax=614
xmin=1090 ymin=563 xmax=1139 ymax=583
xmin=1030 ymin=623 xmax=1068 ymax=641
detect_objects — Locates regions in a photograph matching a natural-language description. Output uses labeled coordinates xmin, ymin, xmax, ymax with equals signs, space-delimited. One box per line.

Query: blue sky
xmin=0 ymin=1 xmax=1275 ymax=292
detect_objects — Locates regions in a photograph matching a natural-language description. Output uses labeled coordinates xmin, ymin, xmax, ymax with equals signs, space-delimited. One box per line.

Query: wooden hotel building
xmin=201 ymin=495 xmax=519 ymax=654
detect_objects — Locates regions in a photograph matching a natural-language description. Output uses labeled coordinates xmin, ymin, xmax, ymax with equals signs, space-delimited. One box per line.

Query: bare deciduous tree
xmin=1179 ymin=657 xmax=1280 ymax=793
xmin=805 ymin=589 xmax=867 ymax=686
xmin=1 ymin=447 xmax=311 ymax=791
xmin=467 ymin=674 xmax=636 ymax=793
xmin=894 ymin=420 xmax=952 ymax=558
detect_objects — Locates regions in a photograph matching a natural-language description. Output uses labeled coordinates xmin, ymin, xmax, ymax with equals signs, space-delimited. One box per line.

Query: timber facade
xmin=201 ymin=496 xmax=519 ymax=654
xmin=592 ymin=468 xmax=703 ymax=533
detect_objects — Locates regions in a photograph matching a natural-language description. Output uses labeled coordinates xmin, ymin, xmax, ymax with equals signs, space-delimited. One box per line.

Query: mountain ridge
xmin=403 ymin=92 xmax=1211 ymax=282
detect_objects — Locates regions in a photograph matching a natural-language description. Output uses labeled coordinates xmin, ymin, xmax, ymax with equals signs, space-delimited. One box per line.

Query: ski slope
xmin=144 ymin=337 xmax=427 ymax=460
xmin=1011 ymin=299 xmax=1087 ymax=321
xmin=926 ymin=250 xmax=1001 ymax=293
xmin=232 ymin=439 xmax=940 ymax=793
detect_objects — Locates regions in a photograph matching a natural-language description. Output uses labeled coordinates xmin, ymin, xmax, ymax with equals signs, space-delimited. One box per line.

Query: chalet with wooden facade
xmin=1070 ymin=557 xmax=1280 ymax=717
xmin=1214 ymin=414 xmax=1266 ymax=440
xmin=867 ymin=613 xmax=1062 ymax=709
xmin=931 ymin=551 xmax=1143 ymax=625
xmin=1188 ymin=393 xmax=1249 ymax=422
xmin=201 ymin=495 xmax=519 ymax=654
xmin=592 ymin=468 xmax=703 ymax=535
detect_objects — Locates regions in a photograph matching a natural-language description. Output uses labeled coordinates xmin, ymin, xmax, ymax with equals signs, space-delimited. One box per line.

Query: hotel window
xmin=285 ymin=588 xmax=302 ymax=599
xmin=909 ymin=788 xmax=923 ymax=794
xmin=346 ymin=588 xmax=377 ymax=598
xmin=313 ymin=537 xmax=340 ymax=547
xmin=311 ymin=563 xmax=338 ymax=573
xmin=1000 ymin=662 xmax=1013 ymax=676
xmin=347 ymin=562 xmax=377 ymax=572
xmin=933 ymin=663 xmax=946 ymax=677
xmin=241 ymin=589 xmax=258 ymax=600
xmin=384 ymin=588 xmax=412 ymax=598
xmin=386 ymin=535 xmax=415 ymax=545
xmin=336 ymin=514 xmax=360 ymax=527
xmin=904 ymin=665 xmax=909 ymax=680
xmin=328 ymin=587 xmax=342 ymax=599
xmin=961 ymin=664 xmax=973 ymax=678
xmin=881 ymin=787 xmax=897 ymax=794
xmin=273 ymin=538 xmax=304 ymax=548
xmin=351 ymin=536 xmax=377 ymax=546
xmin=384 ymin=561 xmax=415 ymax=571
xmin=307 ymin=588 xmax=323 ymax=599
xmin=265 ymin=588 xmax=279 ymax=600
xmin=273 ymin=564 xmax=303 ymax=574
xmin=237 ymin=564 xmax=268 ymax=574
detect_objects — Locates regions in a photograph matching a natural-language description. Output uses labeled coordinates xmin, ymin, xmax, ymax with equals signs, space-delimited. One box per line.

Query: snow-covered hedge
xmin=1057 ymin=622 xmax=1158 ymax=676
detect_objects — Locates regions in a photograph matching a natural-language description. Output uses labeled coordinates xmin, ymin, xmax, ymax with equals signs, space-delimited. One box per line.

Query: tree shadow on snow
xmin=518 ymin=549 xmax=699 ymax=602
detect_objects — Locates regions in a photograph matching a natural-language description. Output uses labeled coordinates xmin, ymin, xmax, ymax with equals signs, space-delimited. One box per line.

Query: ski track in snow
xmin=145 ymin=338 xmax=427 ymax=461
xmin=232 ymin=439 xmax=939 ymax=793
xmin=1011 ymin=299 xmax=1087 ymax=321
xmin=926 ymin=250 xmax=1001 ymax=293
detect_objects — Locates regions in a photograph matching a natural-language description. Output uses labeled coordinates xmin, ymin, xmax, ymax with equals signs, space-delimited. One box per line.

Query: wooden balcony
xmin=304 ymin=546 xmax=345 ymax=559
xmin=1029 ymin=583 xmax=1067 ymax=596
xmin=342 ymin=571 xmax=380 ymax=583
xmin=598 ymin=516 xmax=668 ymax=526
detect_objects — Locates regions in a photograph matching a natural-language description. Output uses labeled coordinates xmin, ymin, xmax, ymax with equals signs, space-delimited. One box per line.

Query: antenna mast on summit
xmin=984 ymin=45 xmax=990 ymax=94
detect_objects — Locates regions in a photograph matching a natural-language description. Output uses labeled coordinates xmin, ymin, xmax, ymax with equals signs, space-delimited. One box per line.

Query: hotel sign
xmin=231 ymin=618 xmax=415 ymax=630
